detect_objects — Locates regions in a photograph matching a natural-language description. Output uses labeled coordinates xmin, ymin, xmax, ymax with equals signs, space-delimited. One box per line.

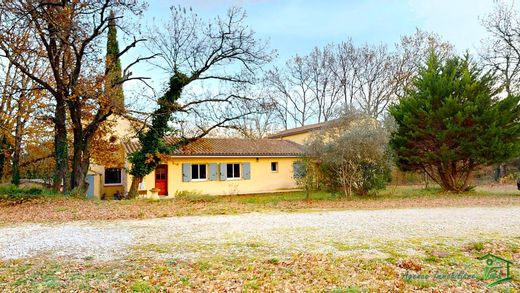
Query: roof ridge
xmin=121 ymin=136 xmax=304 ymax=157
xmin=268 ymin=120 xmax=334 ymax=139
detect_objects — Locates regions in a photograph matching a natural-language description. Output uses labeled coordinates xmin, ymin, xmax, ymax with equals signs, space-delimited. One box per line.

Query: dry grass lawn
xmin=0 ymin=185 xmax=519 ymax=291
xmin=0 ymin=184 xmax=518 ymax=224
xmin=1 ymin=238 xmax=518 ymax=292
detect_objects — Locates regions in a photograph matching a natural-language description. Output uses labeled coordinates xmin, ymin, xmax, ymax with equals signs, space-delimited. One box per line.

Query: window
xmin=271 ymin=162 xmax=278 ymax=172
xmin=226 ymin=163 xmax=241 ymax=179
xmin=191 ymin=164 xmax=207 ymax=180
xmin=293 ymin=162 xmax=306 ymax=178
xmin=104 ymin=168 xmax=122 ymax=185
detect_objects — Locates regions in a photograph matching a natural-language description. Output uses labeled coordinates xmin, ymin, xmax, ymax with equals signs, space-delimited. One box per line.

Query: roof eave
xmin=167 ymin=154 xmax=303 ymax=158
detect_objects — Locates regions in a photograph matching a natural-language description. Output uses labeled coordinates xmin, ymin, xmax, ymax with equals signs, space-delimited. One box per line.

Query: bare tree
xmin=480 ymin=1 xmax=520 ymax=180
xmin=307 ymin=46 xmax=342 ymax=122
xmin=481 ymin=1 xmax=520 ymax=95
xmin=127 ymin=6 xmax=273 ymax=196
xmin=394 ymin=29 xmax=454 ymax=99
xmin=265 ymin=55 xmax=315 ymax=128
xmin=331 ymin=39 xmax=359 ymax=109
xmin=349 ymin=43 xmax=398 ymax=118
xmin=332 ymin=31 xmax=452 ymax=119
xmin=229 ymin=96 xmax=280 ymax=138
xmin=0 ymin=0 xmax=149 ymax=191
xmin=265 ymin=31 xmax=453 ymax=127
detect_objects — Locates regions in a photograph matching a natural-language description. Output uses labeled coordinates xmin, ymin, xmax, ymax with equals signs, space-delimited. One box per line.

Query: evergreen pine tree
xmin=389 ymin=51 xmax=520 ymax=192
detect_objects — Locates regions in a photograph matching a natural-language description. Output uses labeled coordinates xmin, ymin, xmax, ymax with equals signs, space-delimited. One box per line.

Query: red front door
xmin=155 ymin=164 xmax=168 ymax=196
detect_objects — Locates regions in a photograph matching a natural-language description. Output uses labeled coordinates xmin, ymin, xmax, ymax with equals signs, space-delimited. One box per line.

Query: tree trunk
xmin=461 ymin=169 xmax=474 ymax=192
xmin=0 ymin=136 xmax=8 ymax=181
xmin=53 ymin=98 xmax=69 ymax=192
xmin=434 ymin=164 xmax=473 ymax=193
xmin=70 ymin=122 xmax=99 ymax=193
xmin=128 ymin=175 xmax=142 ymax=199
xmin=71 ymin=160 xmax=89 ymax=193
xmin=11 ymin=113 xmax=22 ymax=186
xmin=70 ymin=128 xmax=85 ymax=192
xmin=72 ymin=146 xmax=92 ymax=193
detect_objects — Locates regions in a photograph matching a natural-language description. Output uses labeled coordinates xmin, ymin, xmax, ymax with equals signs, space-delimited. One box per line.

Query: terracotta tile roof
xmin=122 ymin=137 xmax=304 ymax=157
xmin=268 ymin=120 xmax=333 ymax=139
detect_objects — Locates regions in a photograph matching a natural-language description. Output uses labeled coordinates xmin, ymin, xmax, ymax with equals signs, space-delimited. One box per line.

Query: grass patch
xmin=232 ymin=191 xmax=341 ymax=204
xmin=131 ymin=280 xmax=154 ymax=292
xmin=471 ymin=241 xmax=485 ymax=252
xmin=0 ymin=184 xmax=59 ymax=203
xmin=174 ymin=190 xmax=216 ymax=203
xmin=222 ymin=184 xmax=519 ymax=206
xmin=134 ymin=244 xmax=172 ymax=254
xmin=404 ymin=278 xmax=437 ymax=289
xmin=1 ymin=185 xmax=519 ymax=224
xmin=1 ymin=247 xmax=511 ymax=291
xmin=331 ymin=242 xmax=371 ymax=251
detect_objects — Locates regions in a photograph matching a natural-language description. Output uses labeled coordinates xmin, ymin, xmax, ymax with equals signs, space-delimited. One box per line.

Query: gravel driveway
xmin=1 ymin=207 xmax=519 ymax=261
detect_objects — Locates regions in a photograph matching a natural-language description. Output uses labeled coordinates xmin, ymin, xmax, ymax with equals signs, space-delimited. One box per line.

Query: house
xmin=85 ymin=115 xmax=137 ymax=199
xmin=267 ymin=121 xmax=331 ymax=144
xmin=87 ymin=120 xmax=331 ymax=199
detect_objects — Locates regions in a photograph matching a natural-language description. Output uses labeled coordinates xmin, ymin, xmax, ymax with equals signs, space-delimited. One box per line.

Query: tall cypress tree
xmin=106 ymin=11 xmax=124 ymax=112
xmin=390 ymin=50 xmax=520 ymax=192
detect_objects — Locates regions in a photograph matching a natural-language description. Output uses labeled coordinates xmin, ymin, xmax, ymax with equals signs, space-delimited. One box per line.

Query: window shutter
xmin=293 ymin=162 xmax=306 ymax=178
xmin=220 ymin=163 xmax=227 ymax=180
xmin=242 ymin=162 xmax=251 ymax=180
xmin=182 ymin=163 xmax=192 ymax=182
xmin=209 ymin=163 xmax=218 ymax=181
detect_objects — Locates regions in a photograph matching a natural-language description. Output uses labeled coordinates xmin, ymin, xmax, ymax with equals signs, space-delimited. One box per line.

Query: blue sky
xmin=145 ymin=0 xmax=499 ymax=60
xmin=123 ymin=0 xmax=511 ymax=102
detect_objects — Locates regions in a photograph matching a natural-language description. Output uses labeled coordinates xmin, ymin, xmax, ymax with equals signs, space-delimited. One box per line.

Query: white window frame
xmin=191 ymin=164 xmax=208 ymax=181
xmin=104 ymin=168 xmax=122 ymax=186
xmin=226 ymin=163 xmax=241 ymax=180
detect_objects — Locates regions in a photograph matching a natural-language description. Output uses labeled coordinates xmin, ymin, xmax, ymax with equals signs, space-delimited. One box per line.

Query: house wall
xmin=103 ymin=185 xmax=125 ymax=199
xmin=275 ymin=132 xmax=311 ymax=144
xmin=91 ymin=163 xmax=125 ymax=200
xmin=125 ymin=156 xmax=300 ymax=197
xmin=109 ymin=115 xmax=138 ymax=140
xmin=91 ymin=117 xmax=132 ymax=199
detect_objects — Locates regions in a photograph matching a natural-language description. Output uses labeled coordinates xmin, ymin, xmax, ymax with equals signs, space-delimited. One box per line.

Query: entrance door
xmin=155 ymin=164 xmax=168 ymax=196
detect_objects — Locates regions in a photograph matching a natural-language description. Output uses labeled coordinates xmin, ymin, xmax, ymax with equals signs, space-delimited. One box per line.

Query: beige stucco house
xmin=89 ymin=120 xmax=329 ymax=199
xmin=267 ymin=121 xmax=331 ymax=144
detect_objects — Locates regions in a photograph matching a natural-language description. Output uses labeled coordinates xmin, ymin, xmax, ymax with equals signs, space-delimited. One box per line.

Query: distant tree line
xmin=294 ymin=1 xmax=520 ymax=195
xmin=0 ymin=0 xmax=519 ymax=196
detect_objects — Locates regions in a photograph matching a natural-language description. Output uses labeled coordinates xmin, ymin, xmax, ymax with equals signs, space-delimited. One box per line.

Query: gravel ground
xmin=0 ymin=206 xmax=519 ymax=261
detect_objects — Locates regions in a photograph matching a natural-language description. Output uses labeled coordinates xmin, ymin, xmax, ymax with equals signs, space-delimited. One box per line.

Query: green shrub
xmin=0 ymin=184 xmax=57 ymax=202
xmin=66 ymin=187 xmax=87 ymax=198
